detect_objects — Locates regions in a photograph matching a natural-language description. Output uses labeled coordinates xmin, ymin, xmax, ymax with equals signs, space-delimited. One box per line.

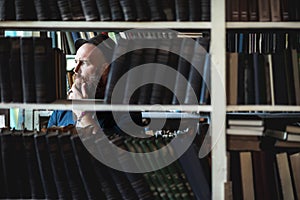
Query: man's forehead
xmin=76 ymin=43 xmax=104 ymax=59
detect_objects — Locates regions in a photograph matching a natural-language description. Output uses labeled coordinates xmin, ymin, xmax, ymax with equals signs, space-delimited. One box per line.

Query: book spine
xmin=0 ymin=0 xmax=16 ymax=20
xmin=56 ymin=0 xmax=73 ymax=20
xmin=33 ymin=0 xmax=49 ymax=20
xmin=146 ymin=0 xmax=166 ymax=21
xmin=104 ymin=38 xmax=129 ymax=103
xmin=9 ymin=37 xmax=23 ymax=102
xmin=0 ymin=37 xmax=12 ymax=102
xmin=33 ymin=37 xmax=54 ymax=103
xmin=68 ymin=0 xmax=85 ymax=20
xmin=71 ymin=134 xmax=106 ymax=199
xmin=48 ymin=0 xmax=62 ymax=20
xmin=14 ymin=0 xmax=37 ymax=20
xmin=109 ymin=0 xmax=124 ymax=20
xmin=46 ymin=132 xmax=72 ymax=199
xmin=133 ymin=0 xmax=150 ymax=21
xmin=188 ymin=0 xmax=201 ymax=21
xmin=95 ymin=0 xmax=112 ymax=21
xmin=22 ymin=133 xmax=45 ymax=199
xmin=58 ymin=133 xmax=87 ymax=199
xmin=119 ymin=0 xmax=137 ymax=21
xmin=20 ymin=37 xmax=36 ymax=103
xmin=172 ymin=38 xmax=193 ymax=105
xmin=80 ymin=0 xmax=99 ymax=21
xmin=174 ymin=0 xmax=189 ymax=21
xmin=34 ymin=133 xmax=58 ymax=199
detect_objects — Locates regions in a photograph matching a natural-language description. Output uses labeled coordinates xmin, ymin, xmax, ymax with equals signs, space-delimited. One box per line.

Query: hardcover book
xmin=22 ymin=132 xmax=45 ymax=199
xmin=9 ymin=37 xmax=23 ymax=102
xmin=0 ymin=37 xmax=12 ymax=102
xmin=20 ymin=37 xmax=36 ymax=103
xmin=34 ymin=133 xmax=58 ymax=199
xmin=80 ymin=0 xmax=99 ymax=21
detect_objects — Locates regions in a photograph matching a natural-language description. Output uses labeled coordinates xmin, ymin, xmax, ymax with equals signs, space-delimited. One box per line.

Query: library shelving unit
xmin=0 ymin=0 xmax=228 ymax=199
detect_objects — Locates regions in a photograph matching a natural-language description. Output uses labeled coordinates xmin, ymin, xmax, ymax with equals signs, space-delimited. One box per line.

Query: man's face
xmin=73 ymin=43 xmax=106 ymax=96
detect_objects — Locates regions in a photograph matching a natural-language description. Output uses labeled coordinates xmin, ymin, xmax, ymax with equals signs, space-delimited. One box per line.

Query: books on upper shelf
xmin=0 ymin=0 xmax=211 ymax=21
xmin=226 ymin=0 xmax=300 ymax=21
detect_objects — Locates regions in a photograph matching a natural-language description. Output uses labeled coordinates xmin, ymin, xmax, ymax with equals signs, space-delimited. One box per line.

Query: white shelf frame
xmin=0 ymin=101 xmax=212 ymax=112
xmin=227 ymin=22 xmax=300 ymax=29
xmin=0 ymin=21 xmax=212 ymax=31
xmin=227 ymin=105 xmax=300 ymax=112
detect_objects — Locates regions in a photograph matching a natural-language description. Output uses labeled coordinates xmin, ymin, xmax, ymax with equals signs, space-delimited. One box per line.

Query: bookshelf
xmin=0 ymin=2 xmax=226 ymax=199
xmin=5 ymin=0 xmax=300 ymax=199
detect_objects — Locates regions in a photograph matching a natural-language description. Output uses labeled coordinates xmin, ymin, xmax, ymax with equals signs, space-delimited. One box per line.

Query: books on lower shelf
xmin=0 ymin=124 xmax=211 ymax=199
xmin=227 ymin=148 xmax=300 ymax=200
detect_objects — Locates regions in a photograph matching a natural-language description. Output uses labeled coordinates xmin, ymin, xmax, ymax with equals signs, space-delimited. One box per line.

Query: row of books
xmin=226 ymin=0 xmax=300 ymax=21
xmin=226 ymin=31 xmax=300 ymax=105
xmin=0 ymin=0 xmax=211 ymax=22
xmin=0 ymin=125 xmax=211 ymax=199
xmin=0 ymin=36 xmax=66 ymax=104
xmin=104 ymin=35 xmax=211 ymax=105
xmin=227 ymin=149 xmax=300 ymax=200
xmin=0 ymin=37 xmax=66 ymax=103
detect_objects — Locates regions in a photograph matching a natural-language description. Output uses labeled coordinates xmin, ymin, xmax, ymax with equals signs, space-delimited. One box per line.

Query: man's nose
xmin=73 ymin=61 xmax=82 ymax=73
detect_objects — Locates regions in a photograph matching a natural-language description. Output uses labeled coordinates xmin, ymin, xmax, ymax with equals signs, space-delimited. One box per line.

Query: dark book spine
xmin=9 ymin=37 xmax=23 ymax=102
xmin=150 ymin=39 xmax=170 ymax=105
xmin=161 ymin=0 xmax=175 ymax=21
xmin=104 ymin=38 xmax=129 ymax=103
xmin=137 ymin=47 xmax=157 ymax=104
xmin=200 ymin=0 xmax=211 ymax=21
xmin=58 ymin=133 xmax=87 ymax=199
xmin=68 ymin=0 xmax=85 ymax=20
xmin=33 ymin=0 xmax=49 ymax=20
xmin=20 ymin=37 xmax=36 ymax=103
xmin=95 ymin=0 xmax=112 ymax=21
xmin=248 ymin=0 xmax=258 ymax=21
xmin=48 ymin=0 xmax=62 ymax=20
xmin=109 ymin=0 xmax=124 ymax=20
xmin=46 ymin=132 xmax=72 ymax=199
xmin=122 ymin=43 xmax=144 ymax=104
xmin=0 ymin=0 xmax=16 ymax=20
xmin=80 ymin=0 xmax=99 ymax=21
xmin=33 ymin=37 xmax=55 ymax=103
xmin=283 ymin=48 xmax=296 ymax=105
xmin=175 ymin=0 xmax=188 ymax=21
xmin=199 ymin=53 xmax=211 ymax=105
xmin=34 ymin=133 xmax=58 ymax=199
xmin=0 ymin=37 xmax=12 ymax=102
xmin=189 ymin=0 xmax=201 ymax=21
xmin=22 ymin=133 xmax=45 ymax=199
xmin=112 ymin=137 xmax=154 ymax=200
xmin=71 ymin=134 xmax=106 ymax=199
xmin=56 ymin=0 xmax=73 ymax=20
xmin=184 ymin=38 xmax=208 ymax=105
xmin=119 ymin=0 xmax=137 ymax=21
xmin=177 ymin=142 xmax=211 ymax=199
xmin=90 ymin=155 xmax=123 ymax=199
xmin=14 ymin=0 xmax=37 ymax=20
xmin=134 ymin=0 xmax=150 ymax=21
xmin=146 ymin=0 xmax=166 ymax=21
xmin=229 ymin=151 xmax=243 ymax=199
xmin=1 ymin=132 xmax=20 ymax=198
xmin=172 ymin=38 xmax=193 ymax=105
